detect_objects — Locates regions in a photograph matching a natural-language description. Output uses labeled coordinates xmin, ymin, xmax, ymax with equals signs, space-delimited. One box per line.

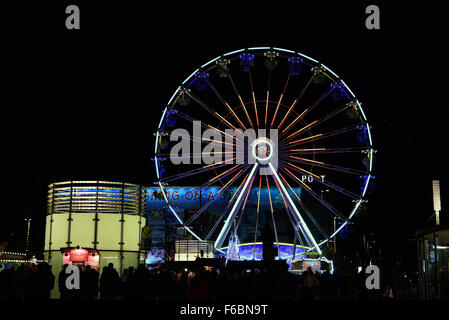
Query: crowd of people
xmin=0 ymin=262 xmax=55 ymax=299
xmin=0 ymin=261 xmax=419 ymax=300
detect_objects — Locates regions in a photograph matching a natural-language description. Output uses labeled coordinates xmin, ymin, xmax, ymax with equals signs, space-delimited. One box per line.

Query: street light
xmin=24 ymin=218 xmax=32 ymax=254
xmin=432 ymin=180 xmax=441 ymax=225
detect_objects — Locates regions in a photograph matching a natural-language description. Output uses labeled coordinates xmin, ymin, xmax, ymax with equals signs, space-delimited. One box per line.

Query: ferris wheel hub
xmin=251 ymin=137 xmax=274 ymax=164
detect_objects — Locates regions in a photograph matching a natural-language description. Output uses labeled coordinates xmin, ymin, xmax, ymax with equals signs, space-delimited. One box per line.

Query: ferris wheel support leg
xmin=268 ymin=163 xmax=322 ymax=255
xmin=214 ymin=163 xmax=259 ymax=252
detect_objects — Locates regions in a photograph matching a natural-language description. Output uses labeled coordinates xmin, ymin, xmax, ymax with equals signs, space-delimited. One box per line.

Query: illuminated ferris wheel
xmin=154 ymin=47 xmax=374 ymax=258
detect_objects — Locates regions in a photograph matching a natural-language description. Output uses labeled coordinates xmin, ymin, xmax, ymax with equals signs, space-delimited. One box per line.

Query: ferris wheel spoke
xmin=166 ymin=131 xmax=236 ymax=149
xmin=214 ymin=163 xmax=259 ymax=251
xmin=265 ymin=175 xmax=280 ymax=247
xmin=186 ymin=91 xmax=241 ymax=131
xmin=285 ymin=102 xmax=352 ymax=141
xmin=270 ymin=74 xmax=291 ymax=128
xmin=285 ymin=199 xmax=310 ymax=248
xmin=207 ymin=164 xmax=244 ymax=184
xmin=248 ymin=70 xmax=259 ymax=127
xmin=253 ymin=176 xmax=262 ymax=249
xmin=281 ymin=167 xmax=348 ymax=222
xmin=184 ymin=166 xmax=247 ymax=227
xmin=269 ymin=173 xmax=313 ymax=248
xmin=158 ymin=151 xmax=235 ymax=158
xmin=293 ymin=228 xmax=305 ymax=249
xmin=271 ymin=173 xmax=315 ymax=248
xmin=205 ymin=169 xmax=251 ymax=241
xmin=265 ymin=175 xmax=274 ymax=214
xmin=284 ymin=123 xmax=365 ymax=148
xmin=206 ymin=79 xmax=248 ymax=130
xmin=177 ymin=164 xmax=250 ymax=203
xmin=280 ymin=85 xmax=336 ymax=136
xmin=268 ymin=163 xmax=322 ymax=254
xmin=277 ymin=75 xmax=314 ymax=130
xmin=160 ymin=161 xmax=237 ymax=183
xmin=286 ymin=147 xmax=368 ymax=155
xmin=224 ymin=70 xmax=254 ymax=128
xmin=287 ymin=156 xmax=367 ymax=176
xmin=234 ymin=171 xmax=257 ymax=236
xmin=159 ymin=128 xmax=235 ymax=149
xmin=240 ymin=171 xmax=256 ymax=216
xmin=175 ymin=110 xmax=239 ymax=142
xmin=278 ymin=172 xmax=329 ymax=240
xmin=256 ymin=175 xmax=262 ymax=218
xmin=284 ymin=162 xmax=360 ymax=200
xmin=202 ymin=137 xmax=235 ymax=148
xmin=265 ymin=69 xmax=271 ymax=127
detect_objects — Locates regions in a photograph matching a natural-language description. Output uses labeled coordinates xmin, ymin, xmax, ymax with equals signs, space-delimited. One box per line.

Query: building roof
xmin=415 ymin=224 xmax=449 ymax=242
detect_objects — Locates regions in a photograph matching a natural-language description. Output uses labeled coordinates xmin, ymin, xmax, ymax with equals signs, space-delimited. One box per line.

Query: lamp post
xmin=432 ymin=180 xmax=441 ymax=226
xmin=431 ymin=180 xmax=441 ymax=299
xmin=24 ymin=218 xmax=32 ymax=254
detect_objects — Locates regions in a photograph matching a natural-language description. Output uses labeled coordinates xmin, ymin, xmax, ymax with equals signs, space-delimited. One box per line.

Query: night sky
xmin=3 ymin=1 xmax=448 ymax=261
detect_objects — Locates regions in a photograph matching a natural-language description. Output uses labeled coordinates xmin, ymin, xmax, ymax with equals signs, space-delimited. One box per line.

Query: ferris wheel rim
xmin=153 ymin=47 xmax=374 ymax=253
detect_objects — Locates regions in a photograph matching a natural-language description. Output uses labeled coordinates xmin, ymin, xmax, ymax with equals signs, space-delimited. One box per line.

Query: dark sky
xmin=3 ymin=1 xmax=448 ymax=258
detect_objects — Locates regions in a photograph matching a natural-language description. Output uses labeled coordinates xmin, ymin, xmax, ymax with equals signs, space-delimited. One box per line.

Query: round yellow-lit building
xmin=44 ymin=181 xmax=146 ymax=298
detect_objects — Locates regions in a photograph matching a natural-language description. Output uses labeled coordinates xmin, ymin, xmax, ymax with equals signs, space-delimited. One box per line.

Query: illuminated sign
xmin=145 ymin=186 xmax=301 ymax=205
xmin=87 ymin=253 xmax=99 ymax=269
xmin=69 ymin=248 xmax=88 ymax=262
xmin=61 ymin=248 xmax=100 ymax=271
xmin=304 ymin=260 xmax=321 ymax=272
xmin=219 ymin=242 xmax=308 ymax=265
xmin=291 ymin=259 xmax=321 ymax=272
xmin=145 ymin=247 xmax=165 ymax=265
xmin=143 ymin=187 xmax=303 ymax=264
